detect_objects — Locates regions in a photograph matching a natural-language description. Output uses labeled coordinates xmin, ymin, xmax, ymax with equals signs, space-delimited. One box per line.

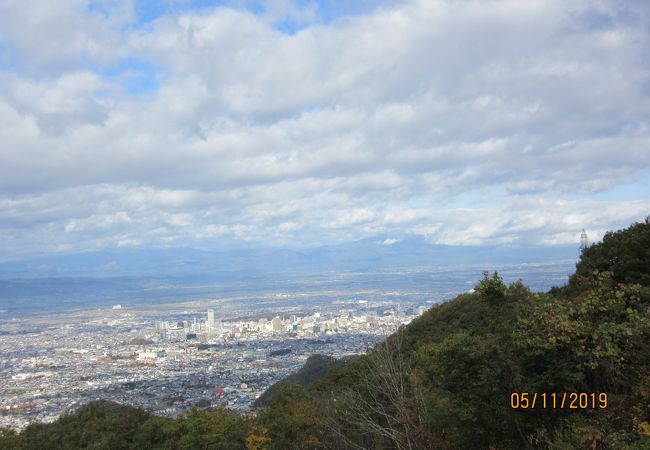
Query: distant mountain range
xmin=0 ymin=236 xmax=580 ymax=278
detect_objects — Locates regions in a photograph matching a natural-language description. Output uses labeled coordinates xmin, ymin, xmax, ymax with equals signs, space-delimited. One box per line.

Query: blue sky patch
xmin=89 ymin=0 xmax=398 ymax=32
xmin=0 ymin=43 xmax=18 ymax=71
xmin=93 ymin=58 xmax=166 ymax=96
xmin=580 ymin=172 xmax=650 ymax=202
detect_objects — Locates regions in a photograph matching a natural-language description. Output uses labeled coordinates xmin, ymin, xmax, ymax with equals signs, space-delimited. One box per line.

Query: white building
xmin=272 ymin=316 xmax=282 ymax=332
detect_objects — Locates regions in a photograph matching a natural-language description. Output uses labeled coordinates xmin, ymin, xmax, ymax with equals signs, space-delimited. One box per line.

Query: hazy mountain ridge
xmin=0 ymin=237 xmax=579 ymax=278
xmin=0 ymin=237 xmax=578 ymax=315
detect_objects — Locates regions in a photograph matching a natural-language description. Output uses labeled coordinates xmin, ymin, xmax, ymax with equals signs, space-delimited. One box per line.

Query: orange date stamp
xmin=510 ymin=392 xmax=608 ymax=410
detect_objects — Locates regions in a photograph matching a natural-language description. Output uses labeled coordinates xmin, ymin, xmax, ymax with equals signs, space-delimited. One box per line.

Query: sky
xmin=0 ymin=0 xmax=649 ymax=260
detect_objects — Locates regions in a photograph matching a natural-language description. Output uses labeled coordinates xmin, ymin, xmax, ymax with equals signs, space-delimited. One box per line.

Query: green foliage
xmin=567 ymin=216 xmax=650 ymax=294
xmin=255 ymin=383 xmax=327 ymax=450
xmin=254 ymin=250 xmax=650 ymax=448
xmin=476 ymin=271 xmax=508 ymax=303
xmin=131 ymin=415 xmax=180 ymax=449
xmin=13 ymin=401 xmax=150 ymax=450
xmin=297 ymin=226 xmax=650 ymax=449
xmin=175 ymin=407 xmax=248 ymax=450
xmin=254 ymin=354 xmax=346 ymax=407
xmin=0 ymin=427 xmax=19 ymax=449
xmin=0 ymin=401 xmax=249 ymax=450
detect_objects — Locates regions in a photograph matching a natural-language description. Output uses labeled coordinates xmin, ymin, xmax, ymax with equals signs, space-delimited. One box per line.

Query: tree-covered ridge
xmin=564 ymin=217 xmax=650 ymax=295
xmin=0 ymin=401 xmax=249 ymax=450
xmin=2 ymin=217 xmax=649 ymax=449
xmin=253 ymin=354 xmax=348 ymax=408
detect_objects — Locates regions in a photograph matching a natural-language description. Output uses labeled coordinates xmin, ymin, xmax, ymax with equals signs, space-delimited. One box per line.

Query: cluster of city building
xmin=0 ymin=300 xmax=427 ymax=430
xmin=153 ymin=304 xmax=421 ymax=343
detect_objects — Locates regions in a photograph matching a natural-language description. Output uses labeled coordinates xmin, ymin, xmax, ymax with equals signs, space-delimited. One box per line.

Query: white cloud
xmin=0 ymin=0 xmax=649 ymax=258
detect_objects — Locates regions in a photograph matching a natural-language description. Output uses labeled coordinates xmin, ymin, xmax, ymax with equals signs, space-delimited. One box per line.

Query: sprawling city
xmin=0 ymin=261 xmax=578 ymax=431
xmin=0 ymin=287 xmax=431 ymax=431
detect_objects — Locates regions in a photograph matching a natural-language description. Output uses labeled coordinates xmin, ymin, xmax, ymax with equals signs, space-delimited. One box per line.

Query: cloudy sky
xmin=0 ymin=0 xmax=649 ymax=260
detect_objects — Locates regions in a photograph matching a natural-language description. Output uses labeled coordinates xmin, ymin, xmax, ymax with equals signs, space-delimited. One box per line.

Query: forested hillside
xmin=2 ymin=218 xmax=649 ymax=449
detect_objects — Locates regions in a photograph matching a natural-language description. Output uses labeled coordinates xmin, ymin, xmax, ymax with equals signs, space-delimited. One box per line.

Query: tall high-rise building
xmin=272 ymin=316 xmax=282 ymax=332
xmin=207 ymin=309 xmax=215 ymax=328
xmin=258 ymin=318 xmax=268 ymax=331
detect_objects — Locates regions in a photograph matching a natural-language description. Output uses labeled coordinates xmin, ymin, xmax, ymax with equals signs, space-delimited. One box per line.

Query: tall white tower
xmin=207 ymin=309 xmax=215 ymax=328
